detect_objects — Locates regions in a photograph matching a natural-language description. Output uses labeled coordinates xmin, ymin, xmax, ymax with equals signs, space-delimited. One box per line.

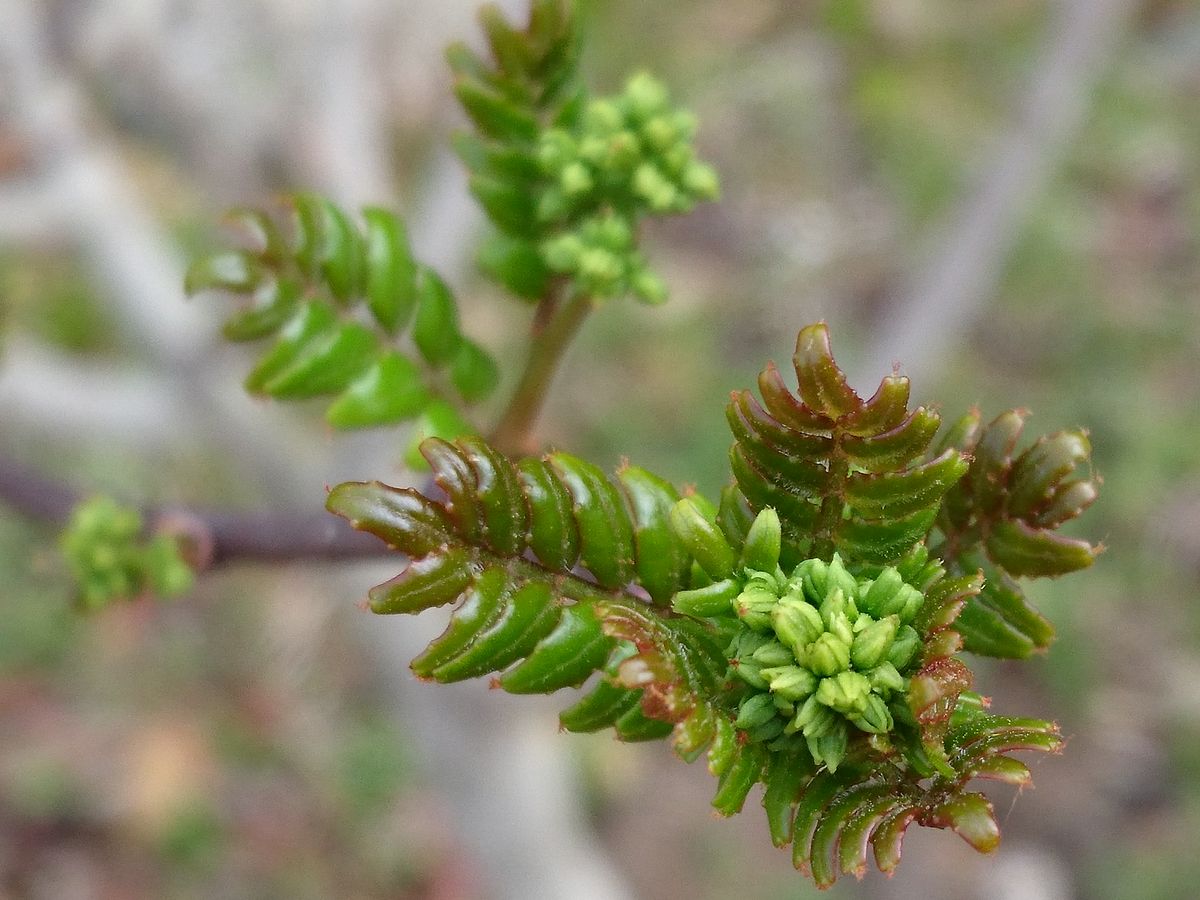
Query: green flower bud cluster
xmin=671 ymin=505 xmax=927 ymax=773
xmin=60 ymin=496 xmax=194 ymax=610
xmin=541 ymin=212 xmax=666 ymax=303
xmin=535 ymin=72 xmax=718 ymax=302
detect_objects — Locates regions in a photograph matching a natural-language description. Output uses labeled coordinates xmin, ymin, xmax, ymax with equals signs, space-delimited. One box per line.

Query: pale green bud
xmin=825 ymin=553 xmax=858 ymax=603
xmin=559 ymin=161 xmax=594 ymax=196
xmin=732 ymin=657 xmax=768 ymax=690
xmin=682 ymin=161 xmax=720 ymax=201
xmin=850 ymin=694 xmax=894 ymax=734
xmin=763 ymin=665 xmax=818 ymax=701
xmin=792 ymin=694 xmax=835 ymax=736
xmin=750 ymin=640 xmax=794 ymax=668
xmin=740 ymin=507 xmax=782 ymax=573
xmin=896 ymin=584 xmax=924 ymax=624
xmin=735 ymin=585 xmax=779 ymax=632
xmin=624 ymin=71 xmax=669 ymax=119
xmin=672 ymin=578 xmax=741 ymax=618
xmin=770 ymin=598 xmax=824 ymax=654
xmin=641 ymin=115 xmax=678 ymax=152
xmin=795 ymin=558 xmax=828 ymax=604
xmin=633 ymin=162 xmax=680 ymax=212
xmin=866 ymin=661 xmax=905 ymax=695
xmin=605 ymin=131 xmax=640 ymax=170
xmin=815 ymin=671 xmax=872 ymax=716
xmin=727 ymin=629 xmax=771 ymax=659
xmin=536 ymin=189 xmax=570 ymax=223
xmin=537 ymin=130 xmax=576 ymax=173
xmin=800 ymin=632 xmax=850 ymax=676
xmin=773 ymin=694 xmax=796 ymax=716
xmin=860 ymin=567 xmax=903 ymax=618
xmin=818 ymin=586 xmax=850 ymax=629
xmin=583 ymin=98 xmax=623 ymax=135
xmin=748 ymin=717 xmax=786 ymax=743
xmin=826 ymin=611 xmax=855 ymax=647
xmin=735 ymin=692 xmax=777 ymax=730
xmin=631 ymin=268 xmax=667 ymax=305
xmin=886 ymin=625 xmax=921 ymax=670
xmin=577 ymin=248 xmax=623 ymax=287
xmin=851 ymin=615 xmax=899 ymax=669
xmin=661 ymin=143 xmax=695 ymax=176
xmin=808 ymin=723 xmax=849 ymax=773
xmin=578 ymin=136 xmax=609 ymax=166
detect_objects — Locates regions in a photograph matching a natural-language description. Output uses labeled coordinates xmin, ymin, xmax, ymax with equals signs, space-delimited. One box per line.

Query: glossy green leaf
xmin=326 ymin=352 xmax=430 ymax=429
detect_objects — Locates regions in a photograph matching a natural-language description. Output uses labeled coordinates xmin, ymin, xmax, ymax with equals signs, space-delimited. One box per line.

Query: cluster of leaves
xmin=330 ymin=323 xmax=1097 ymax=886
xmin=185 ymin=195 xmax=493 ymax=452
xmin=60 ymin=496 xmax=193 ymax=609
xmin=450 ymin=0 xmax=717 ymax=303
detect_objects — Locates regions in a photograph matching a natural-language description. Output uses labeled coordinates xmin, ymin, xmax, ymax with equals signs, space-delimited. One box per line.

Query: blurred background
xmin=1 ymin=0 xmax=1198 ymax=897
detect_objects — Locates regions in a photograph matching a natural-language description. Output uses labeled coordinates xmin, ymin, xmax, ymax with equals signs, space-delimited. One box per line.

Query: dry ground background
xmin=2 ymin=1 xmax=1199 ymax=898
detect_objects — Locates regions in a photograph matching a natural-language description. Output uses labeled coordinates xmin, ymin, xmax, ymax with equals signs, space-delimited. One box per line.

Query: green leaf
xmin=451 ymin=339 xmax=501 ymax=403
xmin=326 ymin=353 xmax=430 ymax=429
xmin=412 ymin=268 xmax=462 ymax=367
xmin=184 ymin=251 xmax=264 ymax=295
xmin=362 ymin=207 xmax=418 ymax=333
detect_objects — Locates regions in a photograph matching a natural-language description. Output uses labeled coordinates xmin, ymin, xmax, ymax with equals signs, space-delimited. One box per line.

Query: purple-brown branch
xmin=0 ymin=456 xmax=388 ymax=566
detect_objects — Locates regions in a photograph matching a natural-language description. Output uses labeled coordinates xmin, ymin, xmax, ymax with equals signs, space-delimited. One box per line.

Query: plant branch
xmin=489 ymin=289 xmax=595 ymax=456
xmin=0 ymin=456 xmax=386 ymax=566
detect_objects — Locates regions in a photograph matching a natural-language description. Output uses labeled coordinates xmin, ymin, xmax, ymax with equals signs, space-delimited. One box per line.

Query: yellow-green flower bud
xmin=537 ymin=130 xmax=577 ymax=173
xmin=682 ymin=161 xmax=719 ymax=200
xmin=583 ymin=98 xmax=623 ymax=134
xmin=850 ymin=694 xmax=894 ymax=734
xmin=605 ymin=131 xmax=640 ymax=170
xmin=559 ymin=161 xmax=594 ymax=196
xmin=801 ymin=632 xmax=850 ymax=676
xmin=886 ymin=625 xmax=921 ymax=670
xmin=792 ymin=694 xmax=833 ymax=736
xmin=641 ymin=116 xmax=678 ymax=152
xmin=735 ymin=585 xmax=779 ymax=632
xmin=740 ymin=507 xmax=782 ymax=573
xmin=733 ymin=657 xmax=768 ymax=690
xmin=750 ymin=640 xmax=794 ymax=668
xmin=771 ymin=598 xmax=824 ymax=654
xmin=763 ymin=665 xmax=819 ymax=701
xmin=816 ymin=671 xmax=872 ymax=715
xmin=851 ymin=615 xmax=899 ymax=669
xmin=866 ymin=661 xmax=905 ymax=694
xmin=808 ymin=724 xmax=849 ymax=773
xmin=633 ymin=162 xmax=680 ymax=212
xmin=860 ymin=567 xmax=903 ymax=618
xmin=670 ymin=497 xmax=737 ymax=579
xmin=794 ymin=557 xmax=828 ymax=604
xmin=735 ymin=692 xmax=777 ymax=730
xmin=631 ymin=268 xmax=667 ymax=305
xmin=819 ymin=586 xmax=850 ymax=628
xmin=624 ymin=71 xmax=669 ymax=119
xmin=825 ymin=553 xmax=858 ymax=602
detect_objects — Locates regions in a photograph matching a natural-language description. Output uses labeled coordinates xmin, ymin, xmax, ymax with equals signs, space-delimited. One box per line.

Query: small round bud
xmin=623 ymin=71 xmax=669 ymax=119
xmin=850 ymin=615 xmax=899 ymax=669
xmin=866 ymin=661 xmax=905 ymax=695
xmin=850 ymin=694 xmax=895 ymax=734
xmin=682 ymin=162 xmax=719 ymax=200
xmin=800 ymin=632 xmax=850 ymax=676
xmin=886 ymin=625 xmax=921 ymax=670
xmin=559 ymin=161 xmax=594 ymax=196
xmin=860 ymin=567 xmax=904 ymax=618
xmin=815 ymin=671 xmax=872 ymax=716
xmin=735 ymin=692 xmax=777 ymax=730
xmin=750 ymin=640 xmax=794 ymax=668
xmin=763 ymin=665 xmax=818 ymax=701
xmin=770 ymin=598 xmax=824 ymax=654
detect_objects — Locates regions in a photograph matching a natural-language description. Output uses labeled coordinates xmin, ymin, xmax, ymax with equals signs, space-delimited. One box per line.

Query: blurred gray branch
xmin=858 ymin=0 xmax=1141 ymax=391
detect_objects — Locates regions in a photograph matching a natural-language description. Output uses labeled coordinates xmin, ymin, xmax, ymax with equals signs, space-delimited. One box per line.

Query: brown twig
xmin=0 ymin=456 xmax=387 ymax=566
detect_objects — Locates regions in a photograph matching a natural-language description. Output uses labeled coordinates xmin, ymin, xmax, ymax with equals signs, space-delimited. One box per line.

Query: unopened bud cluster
xmin=61 ymin=496 xmax=193 ymax=609
xmin=537 ymin=72 xmax=718 ymax=302
xmin=670 ymin=503 xmax=926 ymax=773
